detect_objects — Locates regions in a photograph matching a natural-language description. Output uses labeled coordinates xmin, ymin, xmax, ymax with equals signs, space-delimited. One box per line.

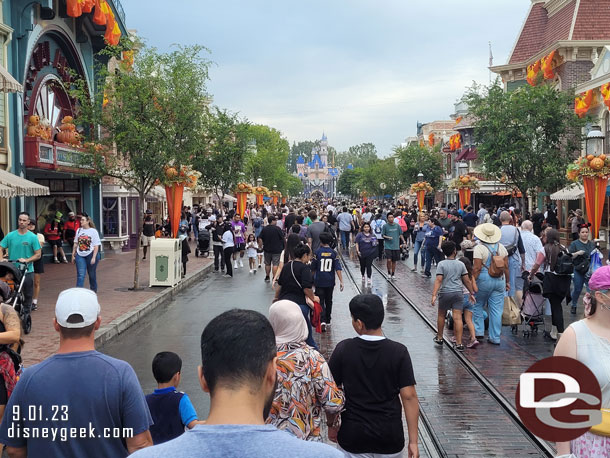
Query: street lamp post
xmin=417 ymin=172 xmax=424 ymax=182
xmin=380 ymin=182 xmax=386 ymax=205
xmin=257 ymin=177 xmax=263 ymax=188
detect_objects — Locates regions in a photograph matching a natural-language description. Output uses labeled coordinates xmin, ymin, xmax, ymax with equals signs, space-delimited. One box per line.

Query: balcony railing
xmin=25 ymin=137 xmax=94 ymax=174
xmin=109 ymin=0 xmax=126 ymax=26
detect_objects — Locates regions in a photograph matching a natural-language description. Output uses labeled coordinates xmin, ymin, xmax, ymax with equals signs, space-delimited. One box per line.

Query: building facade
xmin=296 ymin=133 xmax=340 ymax=198
xmin=5 ymin=0 xmax=127 ymax=233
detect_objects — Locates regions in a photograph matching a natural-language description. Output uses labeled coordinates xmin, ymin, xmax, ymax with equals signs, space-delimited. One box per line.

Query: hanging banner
xmin=236 ymin=192 xmax=248 ymax=218
xmin=458 ymin=188 xmax=472 ymax=209
xmin=256 ymin=194 xmax=263 ymax=206
xmin=165 ymin=183 xmax=185 ymax=239
xmin=417 ymin=190 xmax=425 ymax=212
xmin=583 ymin=175 xmax=608 ymax=239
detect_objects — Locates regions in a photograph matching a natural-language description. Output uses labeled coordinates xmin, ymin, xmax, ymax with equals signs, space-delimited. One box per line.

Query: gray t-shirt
xmin=337 ymin=213 xmax=353 ymax=232
xmin=0 ymin=350 xmax=152 ymax=457
xmin=306 ymin=221 xmax=327 ymax=253
xmin=436 ymin=259 xmax=468 ymax=293
xmin=131 ymin=424 xmax=342 ymax=457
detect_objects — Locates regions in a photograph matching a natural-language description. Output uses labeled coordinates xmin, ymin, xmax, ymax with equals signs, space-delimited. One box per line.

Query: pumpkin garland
xmin=162 ymin=164 xmax=200 ymax=189
xmin=566 ymin=154 xmax=610 ymax=181
xmin=410 ymin=182 xmax=434 ymax=194
xmin=450 ymin=175 xmax=480 ymax=190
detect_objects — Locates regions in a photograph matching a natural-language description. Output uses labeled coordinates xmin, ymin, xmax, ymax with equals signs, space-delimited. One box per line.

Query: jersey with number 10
xmin=312 ymin=247 xmax=342 ymax=288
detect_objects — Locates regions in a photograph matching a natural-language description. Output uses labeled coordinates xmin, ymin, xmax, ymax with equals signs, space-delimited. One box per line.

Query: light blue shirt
xmin=131 ymin=424 xmax=342 ymax=458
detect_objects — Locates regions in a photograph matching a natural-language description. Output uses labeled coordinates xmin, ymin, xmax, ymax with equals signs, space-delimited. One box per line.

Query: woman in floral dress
xmin=266 ymin=300 xmax=344 ymax=441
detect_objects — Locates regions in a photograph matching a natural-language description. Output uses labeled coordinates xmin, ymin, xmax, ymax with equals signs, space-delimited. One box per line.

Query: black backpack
xmin=554 ymin=249 xmax=574 ymax=276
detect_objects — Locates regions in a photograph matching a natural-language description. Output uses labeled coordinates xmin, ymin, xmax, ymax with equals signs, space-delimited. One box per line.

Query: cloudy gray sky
xmin=123 ymin=0 xmax=528 ymax=156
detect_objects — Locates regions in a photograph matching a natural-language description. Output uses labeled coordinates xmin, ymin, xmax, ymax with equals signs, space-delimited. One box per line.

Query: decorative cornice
xmin=545 ymin=0 xmax=573 ymax=17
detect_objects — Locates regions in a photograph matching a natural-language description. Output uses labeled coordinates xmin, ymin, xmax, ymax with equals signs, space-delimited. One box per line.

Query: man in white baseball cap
xmin=0 ymin=288 xmax=153 ymax=456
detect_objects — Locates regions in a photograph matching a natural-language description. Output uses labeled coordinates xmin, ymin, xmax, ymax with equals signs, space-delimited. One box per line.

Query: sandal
xmin=454 ymin=344 xmax=465 ymax=352
xmin=433 ymin=336 xmax=443 ymax=345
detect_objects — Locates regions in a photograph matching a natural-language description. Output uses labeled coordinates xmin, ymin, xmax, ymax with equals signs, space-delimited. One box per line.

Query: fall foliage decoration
xmin=410 ymin=182 xmax=434 ymax=194
xmin=527 ymin=61 xmax=541 ymax=86
xmin=566 ymin=154 xmax=610 ymax=182
xmin=428 ymin=133 xmax=435 ymax=147
xmin=68 ymin=0 xmax=122 ymax=46
xmin=540 ymin=50 xmax=556 ymax=80
xmin=601 ymin=83 xmax=610 ymax=110
xmin=162 ymin=164 xmax=200 ymax=188
xmin=575 ymin=90 xmax=594 ymax=118
xmin=449 ymin=134 xmax=462 ymax=151
xmin=56 ymin=116 xmax=81 ymax=145
xmin=450 ymin=175 xmax=480 ymax=190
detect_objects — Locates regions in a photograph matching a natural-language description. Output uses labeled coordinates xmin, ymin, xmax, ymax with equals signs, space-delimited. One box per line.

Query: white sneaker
xmin=249 ymin=269 xmax=253 ymax=274
xmin=233 ymin=261 xmax=238 ymax=269
xmin=367 ymin=277 xmax=373 ymax=286
xmin=391 ymin=275 xmax=396 ymax=280
xmin=362 ymin=276 xmax=366 ymax=283
xmin=239 ymin=259 xmax=244 ymax=268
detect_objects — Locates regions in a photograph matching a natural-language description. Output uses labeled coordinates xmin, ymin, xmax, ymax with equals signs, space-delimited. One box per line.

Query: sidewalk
xmin=22 ymin=239 xmax=212 ymax=367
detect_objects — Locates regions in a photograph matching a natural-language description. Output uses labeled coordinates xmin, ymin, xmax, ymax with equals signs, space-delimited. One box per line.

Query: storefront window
xmin=35 ymin=196 xmax=79 ymax=232
xmin=103 ymin=197 xmax=119 ymax=236
xmin=121 ymin=197 xmax=128 ymax=236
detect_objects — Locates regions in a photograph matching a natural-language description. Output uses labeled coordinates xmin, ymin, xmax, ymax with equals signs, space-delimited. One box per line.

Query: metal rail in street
xmin=339 ymin=253 xmax=555 ymax=458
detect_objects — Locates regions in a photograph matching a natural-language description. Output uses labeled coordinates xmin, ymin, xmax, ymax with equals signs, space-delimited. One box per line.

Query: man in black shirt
xmin=257 ymin=216 xmax=285 ymax=282
xmin=328 ymin=294 xmax=419 ymax=458
xmin=283 ymin=208 xmax=297 ymax=235
xmin=449 ymin=211 xmax=467 ymax=249
xmin=142 ymin=209 xmax=156 ymax=260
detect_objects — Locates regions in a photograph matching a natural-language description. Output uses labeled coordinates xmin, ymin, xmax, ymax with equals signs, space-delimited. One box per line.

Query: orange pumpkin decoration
xmin=587 ymin=154 xmax=595 ymax=161
xmin=600 ymin=154 xmax=607 ymax=161
xmin=590 ymin=157 xmax=605 ymax=170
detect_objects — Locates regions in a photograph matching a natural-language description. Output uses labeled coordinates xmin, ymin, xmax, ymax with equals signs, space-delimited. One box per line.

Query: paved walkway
xmin=22 ymin=239 xmax=211 ymax=367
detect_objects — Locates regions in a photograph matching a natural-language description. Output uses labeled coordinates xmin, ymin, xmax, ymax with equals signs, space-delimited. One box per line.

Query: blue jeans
xmin=413 ymin=240 xmax=426 ymax=268
xmin=298 ymin=303 xmax=318 ymax=350
xmin=571 ymin=270 xmax=588 ymax=306
xmin=340 ymin=230 xmax=350 ymax=249
xmin=76 ymin=252 xmax=100 ymax=292
xmin=424 ymin=245 xmax=442 ymax=275
xmin=473 ymin=270 xmax=505 ymax=342
xmin=506 ymin=256 xmax=520 ymax=298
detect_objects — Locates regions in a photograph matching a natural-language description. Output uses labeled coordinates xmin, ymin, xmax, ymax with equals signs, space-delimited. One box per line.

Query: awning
xmin=550 ymin=183 xmax=584 ymax=201
xmin=456 ymin=147 xmax=478 ymax=161
xmin=0 ymin=169 xmax=49 ymax=198
xmin=0 ymin=65 xmax=22 ymax=93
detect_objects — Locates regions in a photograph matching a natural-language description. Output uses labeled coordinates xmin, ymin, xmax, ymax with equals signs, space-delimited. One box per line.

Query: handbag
xmin=502 ymin=296 xmax=521 ymax=326
xmin=590 ymin=409 xmax=610 ymax=437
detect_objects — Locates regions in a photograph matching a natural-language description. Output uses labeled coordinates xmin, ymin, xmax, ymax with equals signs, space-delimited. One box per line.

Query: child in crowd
xmin=459 ymin=256 xmax=479 ymax=348
xmin=310 ymin=232 xmax=344 ymax=331
xmin=430 ymin=241 xmax=476 ymax=352
xmin=155 ymin=224 xmax=162 ymax=239
xmin=179 ymin=224 xmax=191 ymax=278
xmin=246 ymin=233 xmax=258 ymax=274
xmin=145 ymin=352 xmax=203 ymax=445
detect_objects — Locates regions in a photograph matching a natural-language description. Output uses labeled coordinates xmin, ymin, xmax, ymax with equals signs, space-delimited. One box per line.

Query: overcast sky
xmin=123 ymin=0 xmax=528 ymax=156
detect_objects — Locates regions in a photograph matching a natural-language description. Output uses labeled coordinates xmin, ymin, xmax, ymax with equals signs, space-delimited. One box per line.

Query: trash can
xmin=149 ymin=238 xmax=182 ymax=287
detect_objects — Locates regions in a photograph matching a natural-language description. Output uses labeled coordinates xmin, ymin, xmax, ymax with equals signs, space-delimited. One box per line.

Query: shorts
xmin=33 ymin=258 xmax=44 ymax=274
xmin=47 ymin=239 xmax=62 ymax=247
xmin=463 ymin=293 xmax=474 ymax=312
xmin=264 ymin=252 xmax=281 ymax=266
xmin=438 ymin=291 xmax=465 ymax=311
xmin=141 ymin=235 xmax=155 ymax=247
xmin=385 ymin=249 xmax=401 ymax=262
xmin=236 ymin=243 xmax=246 ymax=252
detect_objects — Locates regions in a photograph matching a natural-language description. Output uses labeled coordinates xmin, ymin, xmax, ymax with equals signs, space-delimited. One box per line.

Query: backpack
xmin=397 ymin=217 xmax=408 ymax=232
xmin=554 ymin=248 xmax=574 ymax=275
xmin=253 ymin=218 xmax=262 ymax=229
xmin=373 ymin=221 xmax=383 ymax=235
xmin=483 ymin=244 xmax=505 ymax=278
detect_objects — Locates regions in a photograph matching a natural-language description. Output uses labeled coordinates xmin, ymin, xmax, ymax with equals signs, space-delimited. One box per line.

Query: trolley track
xmin=338 ymin=251 xmax=555 ymax=457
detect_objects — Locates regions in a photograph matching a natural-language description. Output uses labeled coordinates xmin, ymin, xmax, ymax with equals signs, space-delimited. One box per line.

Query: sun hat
xmin=473 ymin=223 xmax=502 ymax=244
xmin=588 ymin=266 xmax=610 ymax=292
xmin=55 ymin=288 xmax=100 ymax=328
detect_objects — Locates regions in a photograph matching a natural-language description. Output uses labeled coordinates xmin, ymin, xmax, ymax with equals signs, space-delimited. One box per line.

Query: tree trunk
xmin=132 ymin=191 xmax=145 ymax=290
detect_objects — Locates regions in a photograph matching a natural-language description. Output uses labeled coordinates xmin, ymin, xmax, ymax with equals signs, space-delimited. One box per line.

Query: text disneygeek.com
xmin=7 ymin=424 xmax=134 ymax=441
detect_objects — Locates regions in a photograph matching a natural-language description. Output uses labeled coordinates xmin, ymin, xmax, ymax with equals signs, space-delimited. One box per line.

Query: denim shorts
xmin=463 ymin=293 xmax=474 ymax=312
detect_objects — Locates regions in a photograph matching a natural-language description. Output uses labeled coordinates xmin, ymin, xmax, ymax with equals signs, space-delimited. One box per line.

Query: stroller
xmin=513 ymin=271 xmax=545 ymax=337
xmin=195 ymin=227 xmax=210 ymax=258
xmin=0 ymin=261 xmax=32 ymax=334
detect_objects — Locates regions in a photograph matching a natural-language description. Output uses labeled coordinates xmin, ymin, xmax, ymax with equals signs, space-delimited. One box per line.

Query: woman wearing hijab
xmin=267 ymin=300 xmax=344 ymax=442
xmin=555 ymin=266 xmax=610 ymax=458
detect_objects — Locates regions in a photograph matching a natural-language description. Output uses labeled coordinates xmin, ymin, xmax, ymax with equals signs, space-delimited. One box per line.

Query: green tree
xmin=395 ymin=144 xmax=444 ymax=189
xmin=288 ymin=141 xmax=315 ymax=172
xmin=194 ymin=107 xmax=250 ymax=204
xmin=360 ymin=158 xmax=401 ymax=197
xmin=464 ymin=80 xmax=586 ymax=206
xmin=71 ymin=44 xmax=211 ymax=289
xmin=337 ymin=168 xmax=363 ymax=197
xmin=336 ymin=142 xmax=378 ymax=169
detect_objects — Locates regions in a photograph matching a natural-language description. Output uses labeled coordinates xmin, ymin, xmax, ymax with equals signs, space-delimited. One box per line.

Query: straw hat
xmin=473 ymin=223 xmax=502 ymax=244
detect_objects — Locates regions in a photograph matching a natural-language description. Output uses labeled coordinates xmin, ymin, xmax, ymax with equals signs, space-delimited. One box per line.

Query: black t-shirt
xmin=450 ymin=220 xmax=467 ymax=246
xmin=327 ymin=214 xmax=337 ymax=226
xmin=258 ymin=225 xmax=285 ymax=254
xmin=277 ymin=261 xmax=313 ymax=305
xmin=143 ymin=218 xmax=155 ymax=237
xmin=463 ymin=212 xmax=477 ymax=227
xmin=329 ymin=337 xmax=416 ymax=454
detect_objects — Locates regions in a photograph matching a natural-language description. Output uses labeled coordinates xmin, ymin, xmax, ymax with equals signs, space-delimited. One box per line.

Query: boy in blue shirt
xmin=311 ymin=232 xmax=344 ymax=331
xmin=146 ymin=352 xmax=203 ymax=444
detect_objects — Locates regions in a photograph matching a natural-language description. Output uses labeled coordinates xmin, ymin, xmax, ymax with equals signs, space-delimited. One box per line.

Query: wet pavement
xmin=101 ymin=249 xmax=563 ymax=456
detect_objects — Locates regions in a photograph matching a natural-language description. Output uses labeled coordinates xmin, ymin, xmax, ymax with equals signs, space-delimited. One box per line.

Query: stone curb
xmin=94 ymin=262 xmax=214 ymax=347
